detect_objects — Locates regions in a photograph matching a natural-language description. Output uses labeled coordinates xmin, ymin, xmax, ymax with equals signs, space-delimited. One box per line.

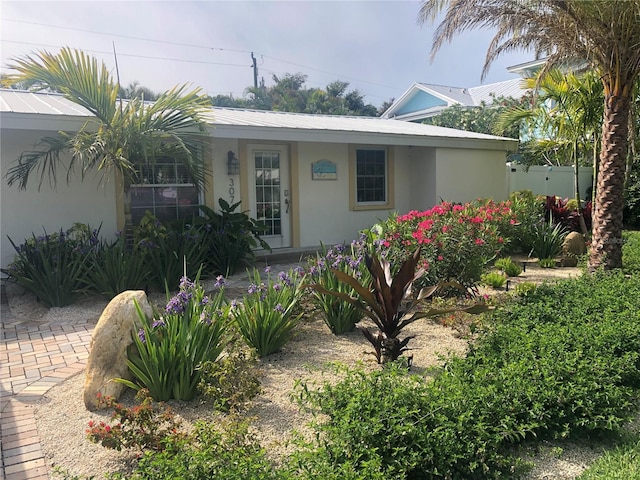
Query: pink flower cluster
xmin=378 ymin=200 xmax=517 ymax=287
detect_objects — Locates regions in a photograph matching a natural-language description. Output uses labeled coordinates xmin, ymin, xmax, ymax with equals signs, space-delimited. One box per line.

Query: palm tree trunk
xmin=589 ymin=93 xmax=631 ymax=271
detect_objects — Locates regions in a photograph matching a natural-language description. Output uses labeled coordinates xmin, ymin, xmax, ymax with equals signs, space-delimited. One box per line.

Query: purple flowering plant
xmin=123 ymin=272 xmax=230 ymax=401
xmin=307 ymin=240 xmax=369 ymax=334
xmin=232 ymin=266 xmax=306 ymax=357
xmin=133 ymin=212 xmax=209 ymax=291
xmin=2 ymin=223 xmax=100 ymax=307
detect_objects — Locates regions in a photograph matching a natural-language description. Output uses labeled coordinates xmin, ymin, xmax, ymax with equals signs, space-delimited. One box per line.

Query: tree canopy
xmin=211 ymin=73 xmax=385 ymax=116
xmin=419 ymin=0 xmax=640 ymax=271
xmin=423 ymin=93 xmax=532 ymax=138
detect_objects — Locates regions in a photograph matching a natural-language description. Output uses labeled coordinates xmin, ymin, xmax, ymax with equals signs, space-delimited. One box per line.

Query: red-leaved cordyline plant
xmin=311 ymin=249 xmax=490 ymax=364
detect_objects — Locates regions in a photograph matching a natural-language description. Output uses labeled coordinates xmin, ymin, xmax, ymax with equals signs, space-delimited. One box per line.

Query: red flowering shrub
xmin=372 ymin=200 xmax=517 ymax=292
xmin=86 ymin=389 xmax=184 ymax=453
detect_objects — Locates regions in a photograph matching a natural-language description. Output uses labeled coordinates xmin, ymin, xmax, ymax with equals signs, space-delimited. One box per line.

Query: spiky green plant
xmin=312 ymin=249 xmax=489 ymax=363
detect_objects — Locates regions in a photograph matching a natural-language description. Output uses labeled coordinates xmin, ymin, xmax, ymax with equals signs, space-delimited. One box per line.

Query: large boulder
xmin=83 ymin=290 xmax=152 ymax=410
xmin=562 ymin=231 xmax=587 ymax=257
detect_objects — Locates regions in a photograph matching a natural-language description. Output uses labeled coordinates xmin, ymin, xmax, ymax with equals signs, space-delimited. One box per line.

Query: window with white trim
xmin=355 ymin=148 xmax=387 ymax=204
xmin=130 ymin=156 xmax=201 ymax=224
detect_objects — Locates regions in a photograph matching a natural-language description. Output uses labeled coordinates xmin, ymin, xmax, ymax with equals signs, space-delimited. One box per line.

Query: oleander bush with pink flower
xmin=370 ymin=199 xmax=518 ymax=292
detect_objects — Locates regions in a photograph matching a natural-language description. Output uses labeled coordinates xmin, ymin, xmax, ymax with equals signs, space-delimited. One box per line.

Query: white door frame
xmin=246 ymin=144 xmax=291 ymax=249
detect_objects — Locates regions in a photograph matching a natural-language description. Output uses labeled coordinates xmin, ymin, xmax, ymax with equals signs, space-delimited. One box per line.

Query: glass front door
xmin=248 ymin=145 xmax=291 ymax=249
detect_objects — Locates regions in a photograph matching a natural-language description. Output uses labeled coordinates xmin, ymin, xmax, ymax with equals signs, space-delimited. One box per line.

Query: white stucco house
xmin=0 ymin=89 xmax=518 ymax=272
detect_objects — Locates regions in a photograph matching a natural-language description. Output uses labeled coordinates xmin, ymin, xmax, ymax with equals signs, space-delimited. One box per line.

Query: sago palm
xmin=1 ymin=47 xmax=211 ymax=192
xmin=419 ymin=0 xmax=640 ymax=270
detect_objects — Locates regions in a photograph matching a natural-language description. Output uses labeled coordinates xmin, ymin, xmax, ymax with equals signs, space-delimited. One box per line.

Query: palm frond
xmin=2 ymin=47 xmax=118 ymax=123
xmin=5 ymin=135 xmax=71 ymax=190
xmin=3 ymin=48 xmax=213 ymax=191
xmin=418 ymin=0 xmax=640 ymax=86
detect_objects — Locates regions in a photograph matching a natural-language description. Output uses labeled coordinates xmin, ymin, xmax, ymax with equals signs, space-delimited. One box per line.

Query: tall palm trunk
xmin=589 ymin=93 xmax=631 ymax=271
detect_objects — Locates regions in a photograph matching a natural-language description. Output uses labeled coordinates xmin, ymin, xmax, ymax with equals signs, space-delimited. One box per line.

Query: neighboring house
xmin=382 ymin=58 xmax=587 ymax=124
xmin=0 ymin=89 xmax=518 ymax=271
xmin=381 ymin=78 xmax=528 ymax=123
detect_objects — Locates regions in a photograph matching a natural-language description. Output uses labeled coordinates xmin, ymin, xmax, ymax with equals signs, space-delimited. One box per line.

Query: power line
xmin=4 ymin=17 xmax=402 ymax=97
xmin=3 ymin=18 xmax=252 ymax=54
xmin=2 ymin=40 xmax=251 ymax=67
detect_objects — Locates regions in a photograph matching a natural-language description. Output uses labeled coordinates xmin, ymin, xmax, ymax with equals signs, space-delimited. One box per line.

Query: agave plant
xmin=311 ymin=249 xmax=490 ymax=364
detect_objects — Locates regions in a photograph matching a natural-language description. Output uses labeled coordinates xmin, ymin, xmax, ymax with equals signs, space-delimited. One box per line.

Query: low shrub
xmin=306 ymin=241 xmax=367 ymax=334
xmin=233 ymin=267 xmax=306 ymax=357
xmin=503 ymin=190 xmax=545 ymax=253
xmin=111 ymin=419 xmax=281 ymax=480
xmin=481 ymin=271 xmax=507 ymax=288
xmin=623 ymin=230 xmax=640 ymax=274
xmin=494 ymin=257 xmax=522 ymax=277
xmin=123 ymin=274 xmax=230 ymax=401
xmin=2 ymin=224 xmax=99 ymax=307
xmin=538 ymin=257 xmax=557 ymax=268
xmin=291 ymin=271 xmax=640 ymax=478
xmin=86 ymin=389 xmax=184 ymax=453
xmin=514 ymin=281 xmax=538 ymax=297
xmin=292 ymin=363 xmax=530 ymax=478
xmin=194 ymin=199 xmax=271 ymax=276
xmin=198 ymin=341 xmax=262 ymax=413
xmin=370 ymin=199 xmax=515 ymax=291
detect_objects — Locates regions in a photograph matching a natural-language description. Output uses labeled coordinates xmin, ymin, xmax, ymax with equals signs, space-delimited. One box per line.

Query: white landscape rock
xmin=83 ymin=290 xmax=152 ymax=411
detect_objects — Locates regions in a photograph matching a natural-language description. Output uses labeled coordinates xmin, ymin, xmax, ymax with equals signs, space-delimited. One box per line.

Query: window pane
xmin=355 ymin=149 xmax=386 ymax=204
xmin=130 ymin=156 xmax=201 ymax=224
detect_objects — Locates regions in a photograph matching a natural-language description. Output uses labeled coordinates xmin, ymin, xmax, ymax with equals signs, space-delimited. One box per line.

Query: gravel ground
xmin=7 ymin=258 xmax=636 ymax=479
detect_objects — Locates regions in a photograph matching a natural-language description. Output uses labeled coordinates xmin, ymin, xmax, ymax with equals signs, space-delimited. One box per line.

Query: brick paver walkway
xmin=1 ymin=305 xmax=95 ymax=480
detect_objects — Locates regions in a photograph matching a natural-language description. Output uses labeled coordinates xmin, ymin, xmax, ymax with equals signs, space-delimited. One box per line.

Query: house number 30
xmin=228 ymin=178 xmax=235 ymax=203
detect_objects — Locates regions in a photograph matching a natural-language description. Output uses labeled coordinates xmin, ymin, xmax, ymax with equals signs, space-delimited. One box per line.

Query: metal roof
xmin=204 ymin=107 xmax=509 ymax=141
xmin=0 ymin=89 xmax=517 ymax=146
xmin=416 ymin=83 xmax=472 ymax=105
xmin=0 ymin=89 xmax=93 ymax=116
xmin=468 ymin=79 xmax=528 ymax=105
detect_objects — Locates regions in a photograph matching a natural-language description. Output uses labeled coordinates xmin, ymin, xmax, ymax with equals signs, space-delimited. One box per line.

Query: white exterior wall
xmin=295 ymin=142 xmax=412 ymax=246
xmin=210 ymin=138 xmax=240 ymax=209
xmin=434 ymin=148 xmax=508 ymax=203
xmin=1 ymin=129 xmax=118 ymax=272
xmin=507 ymin=164 xmax=593 ymax=200
xmin=392 ymin=146 xmax=413 ymax=215
xmin=409 ymin=146 xmax=437 ymax=210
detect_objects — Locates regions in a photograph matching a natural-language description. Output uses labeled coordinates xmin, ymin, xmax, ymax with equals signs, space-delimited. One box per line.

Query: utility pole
xmin=251 ymin=52 xmax=258 ymax=88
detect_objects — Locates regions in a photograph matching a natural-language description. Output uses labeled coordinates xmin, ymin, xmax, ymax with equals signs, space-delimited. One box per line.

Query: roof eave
xmin=210 ymin=123 xmax=519 ymax=151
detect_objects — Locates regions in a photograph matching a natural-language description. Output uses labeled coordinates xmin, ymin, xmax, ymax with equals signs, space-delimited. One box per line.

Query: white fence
xmin=506 ymin=163 xmax=594 ymax=201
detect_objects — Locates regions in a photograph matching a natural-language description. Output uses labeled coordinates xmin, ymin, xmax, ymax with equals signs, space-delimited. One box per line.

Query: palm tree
xmin=496 ymin=69 xmax=604 ymax=234
xmin=419 ymin=0 xmax=640 ymax=270
xmin=1 ymin=48 xmax=211 ymax=198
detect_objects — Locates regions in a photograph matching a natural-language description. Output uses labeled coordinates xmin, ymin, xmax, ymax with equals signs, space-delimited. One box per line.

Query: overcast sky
xmin=1 ymin=1 xmax=534 ymax=108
